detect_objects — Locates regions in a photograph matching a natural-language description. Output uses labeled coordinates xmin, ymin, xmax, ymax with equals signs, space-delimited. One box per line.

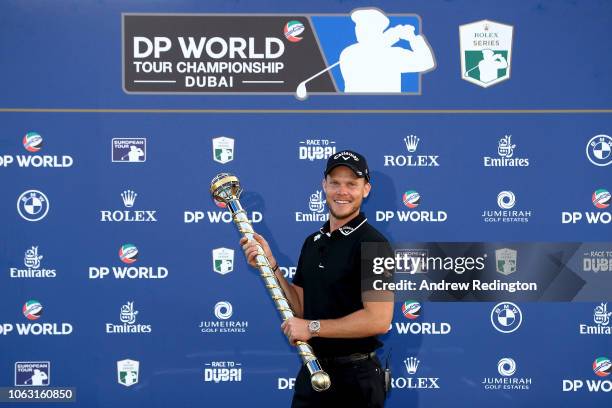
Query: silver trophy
xmin=210 ymin=173 xmax=331 ymax=392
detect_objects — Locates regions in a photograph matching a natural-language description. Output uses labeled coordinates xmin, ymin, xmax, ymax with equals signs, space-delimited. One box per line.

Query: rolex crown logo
xmin=404 ymin=357 xmax=420 ymax=375
xmin=404 ymin=135 xmax=420 ymax=153
xmin=121 ymin=190 xmax=138 ymax=208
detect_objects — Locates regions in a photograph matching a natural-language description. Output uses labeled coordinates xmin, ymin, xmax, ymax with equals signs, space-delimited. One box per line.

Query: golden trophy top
xmin=210 ymin=173 xmax=242 ymax=204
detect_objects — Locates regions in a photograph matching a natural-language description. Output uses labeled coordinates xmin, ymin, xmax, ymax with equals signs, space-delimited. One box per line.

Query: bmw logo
xmin=490 ymin=302 xmax=522 ymax=333
xmin=17 ymin=190 xmax=49 ymax=222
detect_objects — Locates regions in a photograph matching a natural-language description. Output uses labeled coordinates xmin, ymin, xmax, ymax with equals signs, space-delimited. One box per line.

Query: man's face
xmin=322 ymin=166 xmax=371 ymax=220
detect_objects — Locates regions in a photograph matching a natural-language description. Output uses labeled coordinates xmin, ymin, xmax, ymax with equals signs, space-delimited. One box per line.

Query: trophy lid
xmin=210 ymin=173 xmax=242 ymax=203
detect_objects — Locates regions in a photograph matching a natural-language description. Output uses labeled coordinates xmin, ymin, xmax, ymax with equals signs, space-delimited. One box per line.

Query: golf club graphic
xmin=295 ymin=61 xmax=340 ymax=100
xmin=210 ymin=173 xmax=331 ymax=392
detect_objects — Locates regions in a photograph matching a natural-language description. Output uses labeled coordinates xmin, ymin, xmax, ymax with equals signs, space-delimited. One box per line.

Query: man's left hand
xmin=281 ymin=317 xmax=312 ymax=345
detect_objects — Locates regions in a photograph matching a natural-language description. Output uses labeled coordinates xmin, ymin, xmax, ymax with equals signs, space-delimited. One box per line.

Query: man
xmin=340 ymin=8 xmax=435 ymax=93
xmin=241 ymin=150 xmax=393 ymax=408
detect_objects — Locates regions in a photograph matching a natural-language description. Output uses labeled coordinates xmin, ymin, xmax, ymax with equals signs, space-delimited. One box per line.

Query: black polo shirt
xmin=292 ymin=212 xmax=391 ymax=357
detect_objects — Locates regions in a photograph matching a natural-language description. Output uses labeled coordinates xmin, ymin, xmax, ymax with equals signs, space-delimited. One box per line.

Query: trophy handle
xmin=221 ymin=197 xmax=331 ymax=392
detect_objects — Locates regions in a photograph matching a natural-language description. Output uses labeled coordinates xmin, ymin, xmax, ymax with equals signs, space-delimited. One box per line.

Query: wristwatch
xmin=308 ymin=320 xmax=321 ymax=336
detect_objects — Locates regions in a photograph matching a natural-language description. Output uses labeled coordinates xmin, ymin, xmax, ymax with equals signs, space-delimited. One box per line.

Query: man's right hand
xmin=240 ymin=233 xmax=277 ymax=269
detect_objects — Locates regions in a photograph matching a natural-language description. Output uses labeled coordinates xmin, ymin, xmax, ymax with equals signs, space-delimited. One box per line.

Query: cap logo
xmin=334 ymin=151 xmax=359 ymax=161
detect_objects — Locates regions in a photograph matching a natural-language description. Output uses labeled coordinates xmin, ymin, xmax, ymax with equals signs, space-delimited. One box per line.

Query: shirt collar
xmin=319 ymin=212 xmax=367 ymax=237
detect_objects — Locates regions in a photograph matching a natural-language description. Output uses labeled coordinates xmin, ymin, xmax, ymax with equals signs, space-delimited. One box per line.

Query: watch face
xmin=309 ymin=320 xmax=320 ymax=332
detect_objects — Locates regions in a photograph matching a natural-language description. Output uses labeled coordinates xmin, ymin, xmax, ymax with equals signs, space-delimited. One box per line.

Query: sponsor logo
xmin=460 ymin=20 xmax=513 ymax=88
xmin=295 ymin=190 xmax=328 ymax=222
xmin=586 ymin=135 xmax=612 ymax=167
xmin=23 ymin=132 xmax=43 ymax=152
xmin=100 ymin=190 xmax=157 ymax=222
xmin=117 ymin=359 xmax=139 ymax=387
xmin=376 ymin=191 xmax=447 ymax=223
xmin=594 ymin=357 xmax=612 ymax=377
xmin=391 ymin=356 xmax=440 ymax=389
xmin=580 ymin=303 xmax=612 ymax=335
xmin=106 ymin=301 xmax=152 ymax=334
xmin=284 ymin=21 xmax=305 ymax=43
xmin=401 ymin=301 xmax=421 ymax=320
xmin=212 ymin=248 xmax=234 ymax=275
xmin=593 ymin=189 xmax=611 ymax=209
xmin=482 ymin=358 xmax=531 ymax=391
xmin=482 ymin=191 xmax=532 ymax=223
xmin=562 ymin=190 xmax=611 ymax=224
xmin=491 ymin=302 xmax=522 ymax=333
xmin=298 ymin=139 xmax=336 ymax=161
xmin=123 ymin=11 xmax=434 ymax=97
xmin=212 ymin=137 xmax=234 ymax=164
xmin=89 ymin=245 xmax=169 ymax=280
xmin=582 ymin=249 xmax=612 ymax=273
xmin=184 ymin=210 xmax=262 ymax=224
xmin=112 ymin=138 xmax=146 ymax=162
xmin=204 ymin=361 xmax=243 ymax=383
xmin=199 ymin=301 xmax=248 ymax=334
xmin=278 ymin=377 xmax=296 ymax=390
xmin=383 ymin=135 xmax=440 ymax=167
xmin=483 ymin=135 xmax=529 ymax=167
xmin=495 ymin=248 xmax=517 ymax=276
xmin=9 ymin=246 xmax=57 ymax=278
xmin=17 ymin=190 xmax=50 ymax=222
xmin=393 ymin=302 xmax=451 ymax=335
xmin=23 ymin=300 xmax=43 ymax=320
xmin=563 ymin=357 xmax=612 ymax=392
xmin=0 ymin=132 xmax=73 ymax=168
xmin=15 ymin=362 xmax=50 ymax=386
xmin=119 ymin=244 xmax=139 ymax=264
xmin=281 ymin=266 xmax=296 ymax=279
xmin=0 ymin=301 xmax=73 ymax=336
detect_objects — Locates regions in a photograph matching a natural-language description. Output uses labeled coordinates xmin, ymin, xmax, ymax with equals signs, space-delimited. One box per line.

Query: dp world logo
xmin=23 ymin=132 xmax=43 ymax=152
xmin=401 ymin=300 xmax=421 ymax=320
xmin=119 ymin=244 xmax=138 ymax=264
xmin=491 ymin=302 xmax=522 ymax=333
xmin=17 ymin=190 xmax=49 ymax=221
xmin=23 ymin=300 xmax=43 ymax=320
xmin=593 ymin=357 xmax=611 ymax=377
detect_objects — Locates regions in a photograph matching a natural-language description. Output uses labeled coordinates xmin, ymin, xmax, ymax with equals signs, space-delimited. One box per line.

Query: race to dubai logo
xmin=460 ymin=20 xmax=513 ymax=88
xmin=122 ymin=8 xmax=435 ymax=98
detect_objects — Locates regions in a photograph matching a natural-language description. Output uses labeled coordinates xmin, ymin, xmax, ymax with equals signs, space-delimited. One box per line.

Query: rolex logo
xmin=404 ymin=135 xmax=420 ymax=153
xmin=404 ymin=357 xmax=420 ymax=375
xmin=121 ymin=190 xmax=138 ymax=208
